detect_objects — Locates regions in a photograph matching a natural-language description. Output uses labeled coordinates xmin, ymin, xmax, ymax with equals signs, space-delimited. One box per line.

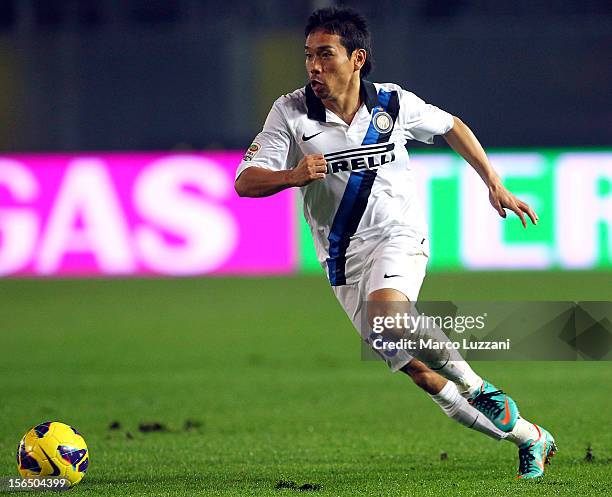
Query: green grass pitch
xmin=0 ymin=272 xmax=610 ymax=496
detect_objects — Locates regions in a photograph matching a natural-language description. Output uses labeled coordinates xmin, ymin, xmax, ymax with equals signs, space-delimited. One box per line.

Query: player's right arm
xmin=235 ymin=154 xmax=327 ymax=198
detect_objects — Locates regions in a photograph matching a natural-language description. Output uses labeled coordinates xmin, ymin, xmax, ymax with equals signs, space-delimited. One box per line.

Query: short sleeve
xmin=399 ymin=90 xmax=454 ymax=144
xmin=235 ymin=99 xmax=300 ymax=180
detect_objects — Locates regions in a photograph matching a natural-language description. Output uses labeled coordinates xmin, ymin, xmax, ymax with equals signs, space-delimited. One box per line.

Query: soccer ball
xmin=16 ymin=421 xmax=89 ymax=487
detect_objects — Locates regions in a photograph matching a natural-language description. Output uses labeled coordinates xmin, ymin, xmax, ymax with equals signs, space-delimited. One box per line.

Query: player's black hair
xmin=304 ymin=7 xmax=374 ymax=78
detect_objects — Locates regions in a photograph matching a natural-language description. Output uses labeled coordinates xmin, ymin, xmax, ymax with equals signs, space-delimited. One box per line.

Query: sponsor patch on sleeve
xmin=243 ymin=142 xmax=261 ymax=162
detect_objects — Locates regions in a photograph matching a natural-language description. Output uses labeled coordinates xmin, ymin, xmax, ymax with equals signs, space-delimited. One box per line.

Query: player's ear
xmin=353 ymin=48 xmax=366 ymax=73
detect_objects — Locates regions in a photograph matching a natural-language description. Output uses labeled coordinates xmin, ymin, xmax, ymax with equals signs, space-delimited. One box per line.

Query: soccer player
xmin=235 ymin=7 xmax=556 ymax=478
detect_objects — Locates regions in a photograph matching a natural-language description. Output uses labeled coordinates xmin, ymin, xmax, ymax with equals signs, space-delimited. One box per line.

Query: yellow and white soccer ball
xmin=16 ymin=421 xmax=89 ymax=487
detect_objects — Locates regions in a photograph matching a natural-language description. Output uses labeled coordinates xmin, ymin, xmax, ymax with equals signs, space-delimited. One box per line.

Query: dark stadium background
xmin=1 ymin=2 xmax=610 ymax=496
xmin=0 ymin=0 xmax=610 ymax=151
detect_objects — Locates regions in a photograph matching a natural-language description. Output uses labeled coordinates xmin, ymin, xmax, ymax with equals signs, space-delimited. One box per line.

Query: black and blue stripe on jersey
xmin=325 ymin=86 xmax=400 ymax=286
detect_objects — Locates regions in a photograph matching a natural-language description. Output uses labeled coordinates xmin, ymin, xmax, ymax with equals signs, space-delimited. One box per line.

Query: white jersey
xmin=236 ymin=80 xmax=454 ymax=286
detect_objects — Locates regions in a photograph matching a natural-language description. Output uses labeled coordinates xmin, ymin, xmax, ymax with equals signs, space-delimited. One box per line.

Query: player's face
xmin=305 ymin=30 xmax=360 ymax=101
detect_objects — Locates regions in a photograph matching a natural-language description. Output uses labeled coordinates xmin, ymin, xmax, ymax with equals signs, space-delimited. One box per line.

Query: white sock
xmin=433 ymin=360 xmax=483 ymax=397
xmin=430 ymin=381 xmax=507 ymax=441
xmin=505 ymin=418 xmax=541 ymax=446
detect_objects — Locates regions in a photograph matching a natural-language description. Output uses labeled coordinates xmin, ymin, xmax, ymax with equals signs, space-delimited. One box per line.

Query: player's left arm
xmin=442 ymin=116 xmax=538 ymax=228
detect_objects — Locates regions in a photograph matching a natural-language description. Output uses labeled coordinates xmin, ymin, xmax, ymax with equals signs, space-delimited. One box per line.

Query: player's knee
xmin=366 ymin=291 xmax=413 ymax=341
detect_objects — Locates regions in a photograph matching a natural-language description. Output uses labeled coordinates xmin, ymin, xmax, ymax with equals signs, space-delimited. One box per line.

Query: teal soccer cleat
xmin=468 ymin=381 xmax=519 ymax=432
xmin=517 ymin=425 xmax=557 ymax=479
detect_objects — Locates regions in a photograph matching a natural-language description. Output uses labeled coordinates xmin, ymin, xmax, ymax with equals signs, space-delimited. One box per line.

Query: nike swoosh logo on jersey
xmin=302 ymin=131 xmax=323 ymax=141
xmin=383 ymin=273 xmax=402 ymax=278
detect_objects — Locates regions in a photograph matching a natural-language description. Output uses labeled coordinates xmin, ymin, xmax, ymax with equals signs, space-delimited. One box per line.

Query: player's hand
xmin=488 ymin=183 xmax=538 ymax=228
xmin=289 ymin=154 xmax=327 ymax=187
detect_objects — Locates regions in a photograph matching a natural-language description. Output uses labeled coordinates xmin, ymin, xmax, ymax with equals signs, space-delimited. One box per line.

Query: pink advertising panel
xmin=0 ymin=153 xmax=297 ymax=276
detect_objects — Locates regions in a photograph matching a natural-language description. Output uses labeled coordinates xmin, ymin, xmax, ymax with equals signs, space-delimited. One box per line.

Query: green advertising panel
xmin=299 ymin=150 xmax=612 ymax=272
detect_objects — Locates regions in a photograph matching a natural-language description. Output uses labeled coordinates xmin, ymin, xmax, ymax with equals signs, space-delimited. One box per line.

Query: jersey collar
xmin=305 ymin=79 xmax=378 ymax=122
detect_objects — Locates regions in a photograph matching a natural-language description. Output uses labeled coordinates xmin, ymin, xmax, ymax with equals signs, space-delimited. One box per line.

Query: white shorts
xmin=331 ymin=236 xmax=428 ymax=372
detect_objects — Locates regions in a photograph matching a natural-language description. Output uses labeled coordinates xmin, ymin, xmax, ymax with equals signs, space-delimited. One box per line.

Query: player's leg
xmin=367 ymin=286 xmax=557 ymax=476
xmin=366 ymin=287 xmax=507 ymax=441
xmin=332 ymin=252 xmax=488 ymax=440
xmin=364 ymin=246 xmax=557 ymax=477
xmin=400 ymin=305 xmax=548 ymax=448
